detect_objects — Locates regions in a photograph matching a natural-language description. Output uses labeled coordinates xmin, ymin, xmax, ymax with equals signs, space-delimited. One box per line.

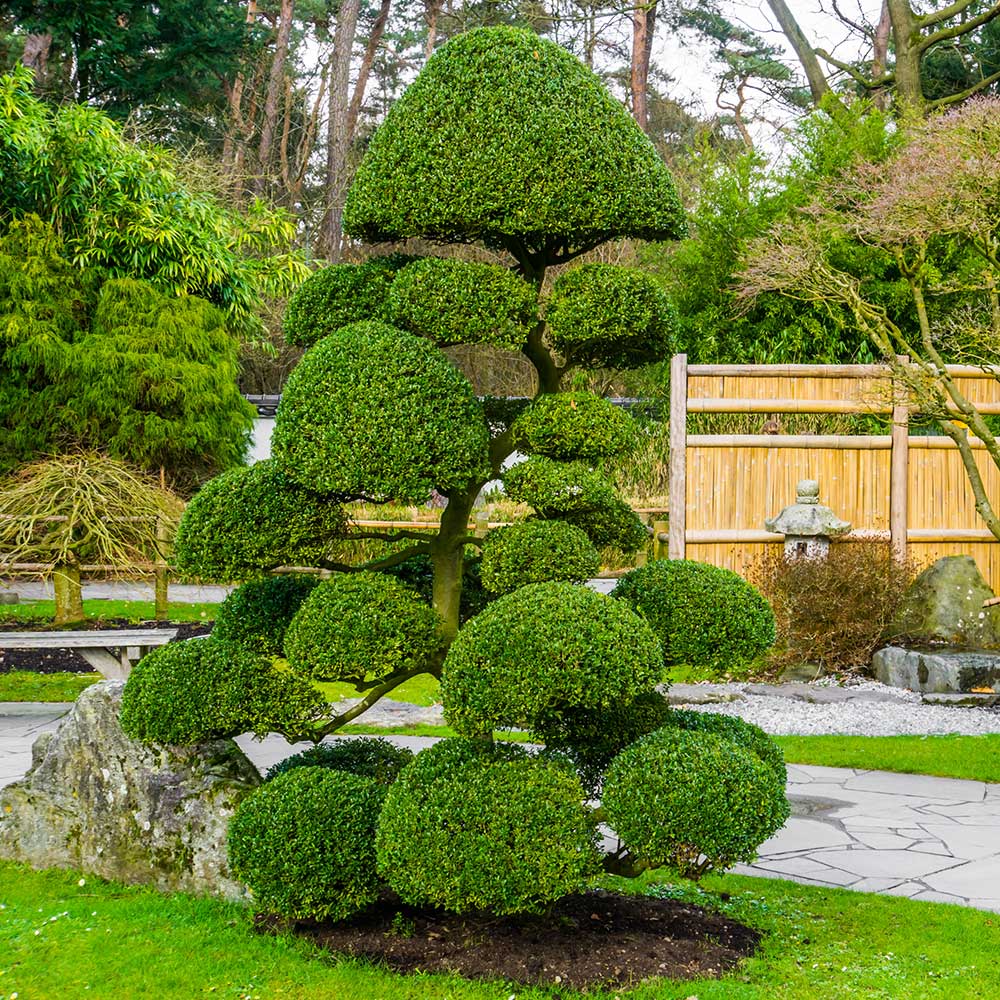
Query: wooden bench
xmin=0 ymin=629 xmax=178 ymax=680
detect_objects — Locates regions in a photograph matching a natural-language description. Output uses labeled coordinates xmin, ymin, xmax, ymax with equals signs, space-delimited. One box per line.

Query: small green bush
xmin=546 ymin=264 xmax=678 ymax=369
xmin=173 ymin=459 xmax=347 ymax=581
xmin=613 ymin=560 xmax=776 ymax=673
xmin=119 ymin=637 xmax=328 ymax=744
xmin=228 ymin=767 xmax=385 ymax=921
xmin=563 ymin=496 xmax=650 ymax=552
xmin=376 ymin=738 xmax=599 ymax=914
xmin=272 ymin=321 xmax=490 ymax=503
xmin=283 ymin=259 xmax=403 ymax=347
xmin=602 ymin=728 xmax=789 ymax=877
xmin=511 ymin=392 xmax=636 ymax=461
xmin=479 ymin=520 xmax=599 ymax=595
xmin=441 ymin=581 xmax=663 ymax=734
xmin=384 ymin=552 xmax=492 ymax=622
xmin=502 ymin=457 xmax=613 ymax=515
xmin=212 ymin=575 xmax=320 ymax=656
xmin=660 ymin=708 xmax=786 ymax=786
xmin=265 ymin=737 xmax=415 ymax=786
xmin=389 ymin=257 xmax=537 ymax=350
xmin=284 ymin=571 xmax=443 ymax=682
xmin=533 ymin=691 xmax=671 ymax=794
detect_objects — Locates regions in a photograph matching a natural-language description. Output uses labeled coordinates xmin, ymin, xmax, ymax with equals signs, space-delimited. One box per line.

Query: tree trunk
xmin=872 ymin=1 xmax=892 ymax=110
xmin=347 ymin=0 xmax=392 ymax=140
xmin=630 ymin=2 xmax=656 ymax=132
xmin=256 ymin=0 xmax=295 ymax=194
xmin=53 ymin=563 xmax=84 ymax=625
xmin=425 ymin=0 xmax=443 ymax=61
xmin=886 ymin=0 xmax=925 ymax=115
xmin=223 ymin=0 xmax=259 ymax=179
xmin=320 ymin=0 xmax=361 ymax=261
xmin=764 ymin=0 xmax=837 ymax=108
xmin=21 ymin=33 xmax=52 ymax=88
xmin=430 ymin=490 xmax=476 ymax=646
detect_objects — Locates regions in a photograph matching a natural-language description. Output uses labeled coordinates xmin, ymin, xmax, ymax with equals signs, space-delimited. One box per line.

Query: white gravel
xmin=677 ymin=680 xmax=1000 ymax=737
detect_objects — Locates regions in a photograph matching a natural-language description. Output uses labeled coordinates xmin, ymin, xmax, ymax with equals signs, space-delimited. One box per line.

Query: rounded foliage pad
xmin=228 ymin=767 xmax=386 ymax=921
xmin=119 ymin=637 xmax=328 ymax=745
xmin=344 ymin=27 xmax=685 ymax=251
xmin=512 ymin=392 xmax=636 ymax=461
xmin=284 ymin=571 xmax=443 ymax=682
xmin=212 ymin=574 xmax=320 ymax=656
xmin=479 ymin=520 xmax=599 ymax=595
xmin=546 ymin=264 xmax=678 ymax=370
xmin=441 ymin=581 xmax=663 ymax=734
xmin=613 ymin=559 xmax=776 ymax=672
xmin=266 ymin=737 xmax=415 ymax=786
xmin=173 ymin=459 xmax=347 ymax=582
xmin=376 ymin=739 xmax=599 ymax=914
xmin=272 ymin=321 xmax=490 ymax=502
xmin=283 ymin=259 xmax=400 ymax=347
xmin=384 ymin=552 xmax=493 ymax=623
xmin=603 ymin=728 xmax=789 ymax=877
xmin=389 ymin=257 xmax=537 ymax=350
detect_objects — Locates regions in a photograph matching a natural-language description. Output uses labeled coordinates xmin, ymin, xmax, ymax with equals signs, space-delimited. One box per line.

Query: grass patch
xmin=0 ymin=599 xmax=219 ymax=625
xmin=1 ymin=861 xmax=997 ymax=998
xmin=316 ymin=673 xmax=441 ymax=707
xmin=0 ymin=671 xmax=101 ymax=702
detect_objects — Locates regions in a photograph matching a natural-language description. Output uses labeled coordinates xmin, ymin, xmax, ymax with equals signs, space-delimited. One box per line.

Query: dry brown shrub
xmin=749 ymin=542 xmax=917 ymax=674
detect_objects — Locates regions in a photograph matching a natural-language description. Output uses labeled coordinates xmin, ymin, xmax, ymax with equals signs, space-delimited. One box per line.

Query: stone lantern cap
xmin=764 ymin=479 xmax=852 ymax=537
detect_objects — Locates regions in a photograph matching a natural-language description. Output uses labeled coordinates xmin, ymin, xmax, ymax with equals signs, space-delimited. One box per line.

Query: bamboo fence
xmin=669 ymin=356 xmax=1000 ymax=590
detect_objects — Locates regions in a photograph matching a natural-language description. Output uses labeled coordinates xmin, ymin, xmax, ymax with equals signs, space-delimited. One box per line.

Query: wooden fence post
xmin=669 ymin=353 xmax=688 ymax=560
xmin=652 ymin=520 xmax=669 ymax=561
xmin=890 ymin=355 xmax=910 ymax=565
xmin=154 ymin=518 xmax=170 ymax=622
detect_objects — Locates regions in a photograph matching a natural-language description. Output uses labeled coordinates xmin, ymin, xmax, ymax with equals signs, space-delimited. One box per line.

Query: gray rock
xmin=0 ymin=591 xmax=18 ymax=604
xmin=778 ymin=663 xmax=828 ymax=683
xmin=663 ymin=683 xmax=745 ymax=705
xmin=742 ymin=682 xmax=902 ymax=704
xmin=0 ymin=681 xmax=260 ymax=899
xmin=874 ymin=645 xmax=1000 ymax=694
xmin=921 ymin=692 xmax=997 ymax=707
xmin=887 ymin=556 xmax=1000 ymax=647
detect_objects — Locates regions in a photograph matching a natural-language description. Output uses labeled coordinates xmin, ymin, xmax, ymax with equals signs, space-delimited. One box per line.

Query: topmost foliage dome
xmin=344 ymin=27 xmax=686 ymax=255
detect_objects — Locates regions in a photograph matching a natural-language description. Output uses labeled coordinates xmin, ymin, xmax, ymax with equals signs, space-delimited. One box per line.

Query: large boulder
xmin=886 ymin=556 xmax=1000 ymax=648
xmin=0 ymin=681 xmax=260 ymax=899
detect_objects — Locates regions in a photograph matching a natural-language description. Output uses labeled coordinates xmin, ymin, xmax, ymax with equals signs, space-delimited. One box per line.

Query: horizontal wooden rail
xmin=686 ymin=398 xmax=1000 ymax=415
xmin=686 ymin=529 xmax=1000 ymax=544
xmin=688 ymin=435 xmax=893 ymax=449
xmin=689 ymin=363 xmax=1000 ymax=378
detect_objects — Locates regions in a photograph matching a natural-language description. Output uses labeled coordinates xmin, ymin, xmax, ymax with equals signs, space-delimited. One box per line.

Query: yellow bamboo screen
xmin=672 ymin=360 xmax=1000 ymax=592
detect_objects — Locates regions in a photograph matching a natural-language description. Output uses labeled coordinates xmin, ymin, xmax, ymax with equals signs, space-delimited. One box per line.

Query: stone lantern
xmin=764 ymin=479 xmax=851 ymax=560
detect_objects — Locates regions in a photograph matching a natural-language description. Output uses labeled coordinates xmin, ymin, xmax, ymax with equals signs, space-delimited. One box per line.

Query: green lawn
xmin=1 ymin=862 xmax=997 ymax=999
xmin=0 ymin=671 xmax=102 ymax=702
xmin=0 ymin=598 xmax=219 ymax=624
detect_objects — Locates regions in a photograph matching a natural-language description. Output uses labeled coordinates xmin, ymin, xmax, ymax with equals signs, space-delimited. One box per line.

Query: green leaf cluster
xmin=546 ymin=264 xmax=678 ymax=369
xmin=273 ymin=321 xmax=491 ymax=503
xmin=479 ymin=520 xmax=599 ymax=595
xmin=284 ymin=572 xmax=443 ymax=682
xmin=265 ymin=738 xmax=415 ymax=787
xmin=228 ymin=767 xmax=386 ymax=921
xmin=440 ymin=581 xmax=663 ymax=734
xmin=344 ymin=28 xmax=685 ymax=254
xmin=173 ymin=460 xmax=348 ymax=582
xmin=388 ymin=257 xmax=537 ymax=350
xmin=119 ymin=637 xmax=329 ymax=745
xmin=375 ymin=738 xmax=599 ymax=915
xmin=603 ymin=728 xmax=789 ymax=877
xmin=212 ymin=575 xmax=320 ymax=657
xmin=613 ymin=559 xmax=776 ymax=673
xmin=511 ymin=392 xmax=637 ymax=461
xmin=384 ymin=553 xmax=493 ymax=623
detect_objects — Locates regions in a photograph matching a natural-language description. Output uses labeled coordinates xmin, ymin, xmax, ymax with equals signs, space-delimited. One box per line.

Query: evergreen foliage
xmin=388 ymin=257 xmax=537 ymax=350
xmin=212 ymin=575 xmax=321 ymax=656
xmin=272 ymin=321 xmax=491 ymax=502
xmin=265 ymin=738 xmax=415 ymax=786
xmin=173 ymin=460 xmax=348 ymax=581
xmin=511 ymin=392 xmax=637 ymax=461
xmin=479 ymin=520 xmax=599 ymax=595
xmin=384 ymin=553 xmax=493 ymax=623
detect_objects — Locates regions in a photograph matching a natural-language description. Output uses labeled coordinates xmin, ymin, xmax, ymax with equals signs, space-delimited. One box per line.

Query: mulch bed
xmin=0 ymin=619 xmax=212 ymax=674
xmin=276 ymin=889 xmax=760 ymax=990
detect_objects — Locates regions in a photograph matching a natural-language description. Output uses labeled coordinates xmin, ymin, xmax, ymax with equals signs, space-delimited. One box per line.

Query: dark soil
xmin=277 ymin=889 xmax=760 ymax=990
xmin=0 ymin=619 xmax=212 ymax=674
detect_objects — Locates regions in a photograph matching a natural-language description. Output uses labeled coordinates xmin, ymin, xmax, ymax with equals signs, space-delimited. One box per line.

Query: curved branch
xmin=816 ymin=48 xmax=893 ymax=90
xmin=315 ymin=664 xmax=438 ymax=737
xmin=929 ymin=67 xmax=1000 ymax=109
xmin=317 ymin=542 xmax=432 ymax=573
xmin=920 ymin=2 xmax=1000 ymax=50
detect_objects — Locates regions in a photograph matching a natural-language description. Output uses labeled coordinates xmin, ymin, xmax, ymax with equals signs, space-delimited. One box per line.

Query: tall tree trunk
xmin=320 ymin=0 xmax=361 ymax=261
xmin=430 ymin=490 xmax=477 ymax=646
xmin=21 ymin=33 xmax=52 ymax=88
xmin=886 ymin=0 xmax=925 ymax=115
xmin=347 ymin=0 xmax=392 ymax=140
xmin=630 ymin=1 xmax=656 ymax=132
xmin=765 ymin=0 xmax=838 ymax=109
xmin=872 ymin=1 xmax=892 ymax=110
xmin=256 ymin=0 xmax=295 ymax=195
xmin=425 ymin=0 xmax=443 ymax=61
xmin=223 ymin=1 xmax=259 ymax=173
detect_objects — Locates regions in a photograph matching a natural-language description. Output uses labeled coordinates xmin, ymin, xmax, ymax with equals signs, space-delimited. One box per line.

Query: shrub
xmin=546 ymin=264 xmax=678 ymax=369
xmin=119 ymin=637 xmax=328 ymax=744
xmin=533 ymin=691 xmax=672 ymax=794
xmin=389 ymin=257 xmax=537 ymax=350
xmin=659 ymin=709 xmax=786 ymax=786
xmin=212 ymin=575 xmax=320 ymax=656
xmin=384 ymin=552 xmax=492 ymax=622
xmin=376 ymin=738 xmax=599 ymax=914
xmin=441 ymin=581 xmax=663 ymax=734
xmin=271 ymin=321 xmax=490 ymax=503
xmin=265 ymin=737 xmax=415 ymax=785
xmin=602 ymin=728 xmax=789 ymax=877
xmin=563 ymin=496 xmax=650 ymax=552
xmin=613 ymin=560 xmax=775 ymax=673
xmin=173 ymin=459 xmax=347 ymax=581
xmin=749 ymin=542 xmax=917 ymax=672
xmin=479 ymin=520 xmax=600 ymax=595
xmin=511 ymin=392 xmax=637 ymax=461
xmin=284 ymin=571 xmax=443 ymax=682
xmin=228 ymin=767 xmax=385 ymax=921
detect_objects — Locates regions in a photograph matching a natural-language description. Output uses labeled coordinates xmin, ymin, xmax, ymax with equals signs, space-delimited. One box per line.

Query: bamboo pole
xmin=687 ymin=435 xmax=892 ymax=449
xmin=689 ymin=363 xmax=1000 ymax=378
xmin=652 ymin=519 xmax=669 ymax=561
xmin=890 ymin=355 xmax=910 ymax=564
xmin=669 ymin=354 xmax=688 ymax=559
xmin=687 ymin=398 xmax=891 ymax=414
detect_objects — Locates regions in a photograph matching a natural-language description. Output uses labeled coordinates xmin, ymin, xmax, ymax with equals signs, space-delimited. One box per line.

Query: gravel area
xmin=673 ymin=680 xmax=1000 ymax=736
